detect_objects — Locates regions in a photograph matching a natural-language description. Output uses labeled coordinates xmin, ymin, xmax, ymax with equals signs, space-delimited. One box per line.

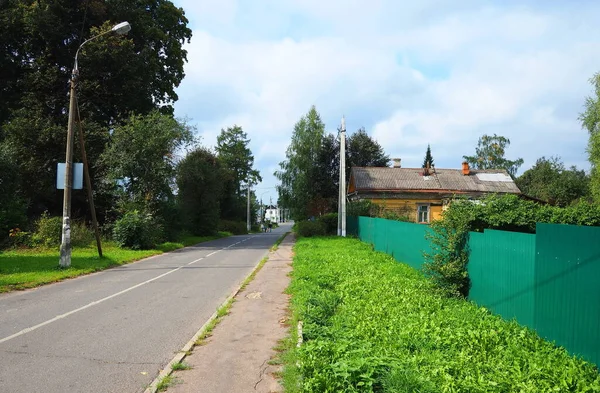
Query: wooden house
xmin=347 ymin=161 xmax=521 ymax=223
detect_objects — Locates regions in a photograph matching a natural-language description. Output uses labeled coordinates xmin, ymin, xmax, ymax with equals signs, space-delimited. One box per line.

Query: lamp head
xmin=112 ymin=21 xmax=131 ymax=35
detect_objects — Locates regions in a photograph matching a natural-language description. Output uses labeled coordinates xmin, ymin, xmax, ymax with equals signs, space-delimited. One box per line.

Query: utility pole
xmin=247 ymin=182 xmax=251 ymax=232
xmin=59 ymin=71 xmax=78 ymax=268
xmin=340 ymin=116 xmax=347 ymax=237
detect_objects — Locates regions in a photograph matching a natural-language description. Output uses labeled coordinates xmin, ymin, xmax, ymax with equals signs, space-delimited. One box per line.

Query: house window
xmin=417 ymin=204 xmax=430 ymax=223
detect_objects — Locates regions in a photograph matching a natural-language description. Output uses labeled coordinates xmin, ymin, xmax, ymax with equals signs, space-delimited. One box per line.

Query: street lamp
xmin=59 ymin=21 xmax=131 ymax=268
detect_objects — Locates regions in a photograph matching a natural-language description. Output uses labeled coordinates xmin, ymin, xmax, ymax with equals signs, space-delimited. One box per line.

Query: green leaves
xmin=463 ymin=134 xmax=524 ymax=177
xmin=288 ymin=237 xmax=600 ymax=392
xmin=424 ymin=194 xmax=600 ymax=298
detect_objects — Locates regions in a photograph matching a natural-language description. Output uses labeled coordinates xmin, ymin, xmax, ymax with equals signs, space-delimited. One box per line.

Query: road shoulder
xmin=163 ymin=232 xmax=294 ymax=393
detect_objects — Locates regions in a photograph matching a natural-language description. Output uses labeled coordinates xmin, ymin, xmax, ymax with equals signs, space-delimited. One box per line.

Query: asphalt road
xmin=0 ymin=223 xmax=291 ymax=393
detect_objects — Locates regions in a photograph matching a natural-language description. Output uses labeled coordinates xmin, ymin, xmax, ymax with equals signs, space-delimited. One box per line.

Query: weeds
xmin=171 ymin=361 xmax=191 ymax=371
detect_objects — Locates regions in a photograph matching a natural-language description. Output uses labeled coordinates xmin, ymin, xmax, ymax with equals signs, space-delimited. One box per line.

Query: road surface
xmin=0 ymin=223 xmax=291 ymax=393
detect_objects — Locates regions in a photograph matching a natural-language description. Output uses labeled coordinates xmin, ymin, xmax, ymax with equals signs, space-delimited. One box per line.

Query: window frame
xmin=416 ymin=203 xmax=430 ymax=224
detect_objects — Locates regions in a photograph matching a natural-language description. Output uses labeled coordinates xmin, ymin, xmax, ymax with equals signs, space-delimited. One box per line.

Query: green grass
xmin=171 ymin=361 xmax=192 ymax=371
xmin=283 ymin=236 xmax=600 ymax=392
xmin=155 ymin=375 xmax=175 ymax=392
xmin=0 ymin=233 xmax=230 ymax=293
xmin=194 ymin=298 xmax=235 ymax=346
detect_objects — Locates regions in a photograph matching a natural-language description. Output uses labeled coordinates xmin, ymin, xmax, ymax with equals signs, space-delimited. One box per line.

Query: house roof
xmin=350 ymin=167 xmax=521 ymax=194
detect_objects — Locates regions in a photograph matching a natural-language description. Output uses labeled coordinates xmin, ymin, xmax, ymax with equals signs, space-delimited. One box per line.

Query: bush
xmin=32 ymin=212 xmax=62 ymax=248
xmin=424 ymin=194 xmax=600 ymax=298
xmin=318 ymin=213 xmax=338 ymax=235
xmin=112 ymin=210 xmax=163 ymax=250
xmin=296 ymin=220 xmax=326 ymax=237
xmin=71 ymin=221 xmax=95 ymax=247
xmin=217 ymin=220 xmax=247 ymax=235
xmin=8 ymin=228 xmax=32 ymax=248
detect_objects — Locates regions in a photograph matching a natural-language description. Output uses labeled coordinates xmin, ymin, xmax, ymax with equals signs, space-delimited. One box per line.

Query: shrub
xmin=424 ymin=193 xmax=600 ymax=297
xmin=8 ymin=228 xmax=32 ymax=248
xmin=71 ymin=221 xmax=95 ymax=247
xmin=347 ymin=199 xmax=379 ymax=217
xmin=318 ymin=213 xmax=338 ymax=235
xmin=112 ymin=210 xmax=163 ymax=250
xmin=217 ymin=220 xmax=247 ymax=235
xmin=32 ymin=212 xmax=62 ymax=248
xmin=296 ymin=220 xmax=326 ymax=237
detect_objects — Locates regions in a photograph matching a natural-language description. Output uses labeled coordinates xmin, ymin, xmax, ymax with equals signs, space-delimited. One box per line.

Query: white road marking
xmin=0 ymin=236 xmax=255 ymax=345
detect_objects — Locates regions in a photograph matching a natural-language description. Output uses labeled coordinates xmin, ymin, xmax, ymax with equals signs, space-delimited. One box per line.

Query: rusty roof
xmin=350 ymin=167 xmax=521 ymax=194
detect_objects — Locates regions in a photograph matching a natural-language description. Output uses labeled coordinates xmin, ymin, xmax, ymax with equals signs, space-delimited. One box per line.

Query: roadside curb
xmin=144 ymin=232 xmax=291 ymax=393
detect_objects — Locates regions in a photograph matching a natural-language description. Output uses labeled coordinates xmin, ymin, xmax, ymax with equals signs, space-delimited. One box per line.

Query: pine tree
xmin=422 ymin=144 xmax=434 ymax=169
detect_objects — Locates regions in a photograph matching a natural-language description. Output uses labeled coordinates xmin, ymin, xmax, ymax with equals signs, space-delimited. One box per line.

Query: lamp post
xmin=59 ymin=21 xmax=131 ymax=268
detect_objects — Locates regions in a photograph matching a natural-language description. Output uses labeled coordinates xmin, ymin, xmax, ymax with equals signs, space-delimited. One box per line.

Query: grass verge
xmin=270 ymin=231 xmax=290 ymax=251
xmin=194 ymin=298 xmax=235 ymax=346
xmin=0 ymin=233 xmax=230 ymax=293
xmin=282 ymin=236 xmax=600 ymax=392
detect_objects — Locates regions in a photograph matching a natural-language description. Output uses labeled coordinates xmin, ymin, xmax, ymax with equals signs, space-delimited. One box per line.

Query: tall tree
xmin=463 ymin=134 xmax=524 ymax=177
xmin=516 ymin=157 xmax=589 ymax=206
xmin=0 ymin=0 xmax=192 ymax=221
xmin=580 ymin=71 xmax=600 ymax=202
xmin=101 ymin=111 xmax=195 ymax=216
xmin=422 ymin=144 xmax=434 ymax=169
xmin=0 ymin=0 xmax=191 ymax=128
xmin=216 ymin=125 xmax=261 ymax=221
xmin=275 ymin=106 xmax=326 ymax=219
xmin=176 ymin=147 xmax=223 ymax=235
xmin=347 ymin=127 xmax=390 ymax=169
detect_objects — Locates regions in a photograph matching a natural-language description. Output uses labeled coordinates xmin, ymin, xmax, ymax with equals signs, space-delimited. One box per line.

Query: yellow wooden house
xmin=347 ymin=162 xmax=522 ymax=223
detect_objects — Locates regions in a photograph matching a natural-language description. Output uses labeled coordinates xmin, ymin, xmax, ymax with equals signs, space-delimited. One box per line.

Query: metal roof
xmin=351 ymin=167 xmax=521 ymax=194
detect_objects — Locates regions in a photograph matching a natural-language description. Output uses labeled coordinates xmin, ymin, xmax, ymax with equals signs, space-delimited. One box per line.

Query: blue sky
xmin=172 ymin=0 xmax=600 ymax=204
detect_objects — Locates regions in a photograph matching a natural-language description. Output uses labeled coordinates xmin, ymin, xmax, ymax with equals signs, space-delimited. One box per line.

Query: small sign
xmin=57 ymin=163 xmax=83 ymax=190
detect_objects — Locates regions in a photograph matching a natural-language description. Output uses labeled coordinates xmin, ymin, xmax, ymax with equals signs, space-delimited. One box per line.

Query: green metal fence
xmin=468 ymin=230 xmax=536 ymax=327
xmin=348 ymin=216 xmax=431 ymax=270
xmin=347 ymin=216 xmax=600 ymax=366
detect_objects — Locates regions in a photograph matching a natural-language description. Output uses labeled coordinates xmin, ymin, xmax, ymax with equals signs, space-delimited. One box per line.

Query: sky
xmin=171 ymin=0 xmax=600 ymax=205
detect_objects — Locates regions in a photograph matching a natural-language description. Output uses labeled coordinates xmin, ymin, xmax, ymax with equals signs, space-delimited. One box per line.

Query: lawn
xmin=281 ymin=236 xmax=600 ymax=392
xmin=0 ymin=233 xmax=229 ymax=293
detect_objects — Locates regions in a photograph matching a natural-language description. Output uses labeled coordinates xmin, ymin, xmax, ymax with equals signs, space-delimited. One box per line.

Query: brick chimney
xmin=392 ymin=158 xmax=401 ymax=168
xmin=462 ymin=161 xmax=470 ymax=176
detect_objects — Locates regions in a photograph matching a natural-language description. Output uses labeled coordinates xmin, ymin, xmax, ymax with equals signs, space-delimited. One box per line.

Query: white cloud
xmin=173 ymin=0 xmax=600 ymax=202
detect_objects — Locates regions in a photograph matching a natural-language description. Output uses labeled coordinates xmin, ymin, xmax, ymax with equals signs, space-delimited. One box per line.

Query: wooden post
xmin=75 ymin=100 xmax=103 ymax=257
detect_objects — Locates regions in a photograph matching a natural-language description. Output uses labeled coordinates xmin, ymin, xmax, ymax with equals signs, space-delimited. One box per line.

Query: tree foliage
xmin=215 ymin=125 xmax=261 ymax=221
xmin=347 ymin=127 xmax=390 ymax=169
xmin=276 ymin=106 xmax=327 ymax=219
xmin=516 ymin=156 xmax=589 ymax=206
xmin=276 ymin=113 xmax=392 ymax=219
xmin=422 ymin=144 xmax=434 ymax=169
xmin=0 ymin=0 xmax=192 ymax=225
xmin=580 ymin=71 xmax=600 ymax=203
xmin=101 ymin=111 xmax=195 ymax=215
xmin=176 ymin=147 xmax=223 ymax=235
xmin=0 ymin=0 xmax=191 ymax=129
xmin=463 ymin=134 xmax=524 ymax=177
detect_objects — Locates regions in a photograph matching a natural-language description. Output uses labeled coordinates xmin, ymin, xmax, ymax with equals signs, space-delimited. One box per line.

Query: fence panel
xmin=468 ymin=230 xmax=536 ymax=327
xmin=534 ymin=223 xmax=600 ymax=366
